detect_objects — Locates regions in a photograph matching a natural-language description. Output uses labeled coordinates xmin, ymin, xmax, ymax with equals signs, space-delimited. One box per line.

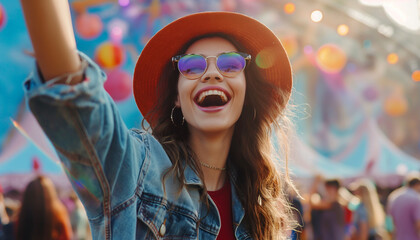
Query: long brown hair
xmin=147 ymin=33 xmax=296 ymax=239
xmin=16 ymin=176 xmax=72 ymax=240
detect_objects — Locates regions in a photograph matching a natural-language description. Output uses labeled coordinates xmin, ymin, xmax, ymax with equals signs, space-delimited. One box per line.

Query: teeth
xmin=197 ymin=90 xmax=228 ymax=103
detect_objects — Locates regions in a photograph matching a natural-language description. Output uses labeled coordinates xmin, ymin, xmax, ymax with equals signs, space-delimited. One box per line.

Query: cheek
xmin=233 ymin=78 xmax=246 ymax=102
xmin=177 ymin=79 xmax=195 ymax=106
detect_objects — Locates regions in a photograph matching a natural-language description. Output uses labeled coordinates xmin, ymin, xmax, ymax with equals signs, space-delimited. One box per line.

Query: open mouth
xmin=194 ymin=89 xmax=231 ymax=108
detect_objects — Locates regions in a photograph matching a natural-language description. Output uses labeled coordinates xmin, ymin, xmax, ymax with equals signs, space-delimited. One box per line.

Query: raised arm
xmin=20 ymin=0 xmax=82 ymax=84
xmin=20 ymin=0 xmax=147 ymax=229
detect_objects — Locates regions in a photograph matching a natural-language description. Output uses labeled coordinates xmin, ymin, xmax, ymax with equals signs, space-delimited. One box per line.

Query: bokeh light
xmin=95 ymin=42 xmax=125 ymax=69
xmin=363 ymin=40 xmax=372 ymax=49
xmin=107 ymin=19 xmax=128 ymax=43
xmin=363 ymin=86 xmax=379 ymax=101
xmin=396 ymin=164 xmax=408 ymax=175
xmin=0 ymin=4 xmax=6 ymax=30
xmin=280 ymin=36 xmax=299 ymax=58
xmin=384 ymin=94 xmax=408 ymax=116
xmin=75 ymin=13 xmax=103 ymax=39
xmin=387 ymin=53 xmax=399 ymax=64
xmin=303 ymin=45 xmax=314 ymax=55
xmin=412 ymin=70 xmax=420 ymax=82
xmin=118 ymin=0 xmax=130 ymax=7
xmin=256 ymin=48 xmax=276 ymax=69
xmin=104 ymin=69 xmax=132 ymax=101
xmin=337 ymin=24 xmax=349 ymax=36
xmin=284 ymin=3 xmax=295 ymax=14
xmin=311 ymin=10 xmax=323 ymax=22
xmin=316 ymin=44 xmax=347 ymax=73
xmin=149 ymin=0 xmax=161 ymax=19
xmin=222 ymin=0 xmax=237 ymax=11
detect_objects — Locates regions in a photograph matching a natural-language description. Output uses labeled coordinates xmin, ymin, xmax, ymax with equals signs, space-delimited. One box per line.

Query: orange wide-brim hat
xmin=133 ymin=11 xmax=292 ymax=125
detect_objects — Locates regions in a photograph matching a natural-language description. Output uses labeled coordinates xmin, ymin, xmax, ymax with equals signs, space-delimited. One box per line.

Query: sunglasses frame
xmin=172 ymin=51 xmax=251 ymax=80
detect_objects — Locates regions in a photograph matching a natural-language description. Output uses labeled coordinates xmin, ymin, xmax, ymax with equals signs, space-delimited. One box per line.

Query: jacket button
xmin=159 ymin=223 xmax=166 ymax=236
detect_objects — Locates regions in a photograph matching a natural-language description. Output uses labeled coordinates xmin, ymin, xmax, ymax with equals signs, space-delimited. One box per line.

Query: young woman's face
xmin=175 ymin=37 xmax=246 ymax=134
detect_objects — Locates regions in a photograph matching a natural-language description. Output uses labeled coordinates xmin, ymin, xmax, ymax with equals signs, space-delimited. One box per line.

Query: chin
xmin=189 ymin=119 xmax=237 ymax=134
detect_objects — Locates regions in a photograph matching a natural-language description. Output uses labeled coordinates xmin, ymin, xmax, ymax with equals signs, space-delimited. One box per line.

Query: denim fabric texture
xmin=24 ymin=52 xmax=252 ymax=240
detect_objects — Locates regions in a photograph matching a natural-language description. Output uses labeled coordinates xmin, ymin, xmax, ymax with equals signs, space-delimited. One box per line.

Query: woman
xmin=15 ymin=176 xmax=72 ymax=240
xmin=20 ymin=0 xmax=295 ymax=239
xmin=349 ymin=179 xmax=389 ymax=240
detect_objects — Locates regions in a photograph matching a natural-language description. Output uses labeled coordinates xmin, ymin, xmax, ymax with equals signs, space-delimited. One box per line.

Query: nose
xmin=201 ymin=57 xmax=223 ymax=82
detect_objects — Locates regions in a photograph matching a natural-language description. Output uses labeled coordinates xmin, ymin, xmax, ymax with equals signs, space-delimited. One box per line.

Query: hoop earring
xmin=171 ymin=106 xmax=185 ymax=126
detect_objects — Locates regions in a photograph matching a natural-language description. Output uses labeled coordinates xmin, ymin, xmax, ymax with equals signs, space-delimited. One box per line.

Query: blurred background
xmin=0 ymin=0 xmax=419 ymax=238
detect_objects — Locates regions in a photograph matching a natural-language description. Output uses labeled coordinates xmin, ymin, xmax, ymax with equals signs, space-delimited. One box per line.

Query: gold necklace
xmin=199 ymin=161 xmax=226 ymax=171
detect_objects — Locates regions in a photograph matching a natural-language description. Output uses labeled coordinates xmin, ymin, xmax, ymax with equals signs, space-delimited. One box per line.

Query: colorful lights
xmin=337 ymin=24 xmax=349 ymax=36
xmin=280 ymin=36 xmax=299 ymax=58
xmin=118 ymin=0 xmax=130 ymax=7
xmin=316 ymin=44 xmax=347 ymax=73
xmin=284 ymin=3 xmax=295 ymax=14
xmin=311 ymin=10 xmax=323 ymax=22
xmin=107 ymin=19 xmax=128 ymax=43
xmin=303 ymin=45 xmax=314 ymax=55
xmin=412 ymin=70 xmax=420 ymax=82
xmin=387 ymin=53 xmax=399 ymax=64
xmin=363 ymin=40 xmax=372 ymax=49
xmin=256 ymin=48 xmax=276 ymax=69
xmin=384 ymin=94 xmax=408 ymax=116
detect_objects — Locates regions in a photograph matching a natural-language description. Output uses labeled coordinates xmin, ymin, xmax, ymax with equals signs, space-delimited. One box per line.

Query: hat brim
xmin=133 ymin=11 xmax=292 ymax=125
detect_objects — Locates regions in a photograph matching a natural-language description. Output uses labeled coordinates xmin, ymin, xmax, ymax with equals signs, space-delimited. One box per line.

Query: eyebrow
xmin=185 ymin=51 xmax=237 ymax=57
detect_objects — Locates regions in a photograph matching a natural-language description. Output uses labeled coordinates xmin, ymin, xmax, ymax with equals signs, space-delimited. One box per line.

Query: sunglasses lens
xmin=178 ymin=55 xmax=206 ymax=79
xmin=217 ymin=52 xmax=246 ymax=77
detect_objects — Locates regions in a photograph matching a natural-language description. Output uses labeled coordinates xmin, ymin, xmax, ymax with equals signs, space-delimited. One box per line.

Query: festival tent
xmin=289 ymin=133 xmax=360 ymax=180
xmin=326 ymin=118 xmax=420 ymax=187
xmin=0 ymin=109 xmax=68 ymax=191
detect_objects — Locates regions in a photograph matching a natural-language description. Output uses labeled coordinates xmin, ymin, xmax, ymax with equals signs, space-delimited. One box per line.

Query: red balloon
xmin=75 ymin=13 xmax=103 ymax=39
xmin=104 ymin=69 xmax=132 ymax=101
xmin=95 ymin=42 xmax=125 ymax=69
xmin=0 ymin=4 xmax=6 ymax=30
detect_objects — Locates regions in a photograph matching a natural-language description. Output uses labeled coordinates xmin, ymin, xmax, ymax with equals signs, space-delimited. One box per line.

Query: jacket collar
xmin=183 ymin=164 xmax=204 ymax=187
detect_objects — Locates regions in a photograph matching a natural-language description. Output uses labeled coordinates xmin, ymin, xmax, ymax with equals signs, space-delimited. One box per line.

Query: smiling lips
xmin=194 ymin=87 xmax=231 ymax=112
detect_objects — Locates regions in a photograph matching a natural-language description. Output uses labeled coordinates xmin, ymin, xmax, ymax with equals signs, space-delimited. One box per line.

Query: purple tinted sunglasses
xmin=172 ymin=52 xmax=251 ymax=80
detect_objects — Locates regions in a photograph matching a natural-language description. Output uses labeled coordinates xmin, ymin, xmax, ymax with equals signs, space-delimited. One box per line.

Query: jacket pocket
xmin=137 ymin=193 xmax=198 ymax=239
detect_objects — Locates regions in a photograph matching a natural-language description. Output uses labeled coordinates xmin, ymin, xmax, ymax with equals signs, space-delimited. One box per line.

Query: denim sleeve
xmin=24 ymin=52 xmax=146 ymax=220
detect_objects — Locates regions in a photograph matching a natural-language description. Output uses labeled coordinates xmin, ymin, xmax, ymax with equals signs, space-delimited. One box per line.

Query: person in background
xmin=387 ymin=172 xmax=420 ymax=240
xmin=0 ymin=188 xmax=20 ymax=240
xmin=310 ymin=176 xmax=346 ymax=240
xmin=15 ymin=176 xmax=72 ymax=240
xmin=349 ymin=179 xmax=389 ymax=240
xmin=0 ymin=184 xmax=9 ymax=240
xmin=68 ymin=192 xmax=91 ymax=240
xmin=288 ymin=188 xmax=304 ymax=240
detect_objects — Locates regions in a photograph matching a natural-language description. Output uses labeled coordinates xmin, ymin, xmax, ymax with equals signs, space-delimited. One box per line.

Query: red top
xmin=208 ymin=178 xmax=236 ymax=240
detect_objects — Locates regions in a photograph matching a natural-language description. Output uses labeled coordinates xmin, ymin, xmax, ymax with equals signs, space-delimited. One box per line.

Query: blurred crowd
xmin=290 ymin=172 xmax=420 ymax=240
xmin=0 ymin=176 xmax=90 ymax=240
xmin=2 ymin=173 xmax=420 ymax=240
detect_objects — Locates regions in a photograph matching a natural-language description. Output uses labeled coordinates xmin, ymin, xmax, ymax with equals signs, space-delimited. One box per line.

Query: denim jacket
xmin=24 ymin=53 xmax=252 ymax=240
